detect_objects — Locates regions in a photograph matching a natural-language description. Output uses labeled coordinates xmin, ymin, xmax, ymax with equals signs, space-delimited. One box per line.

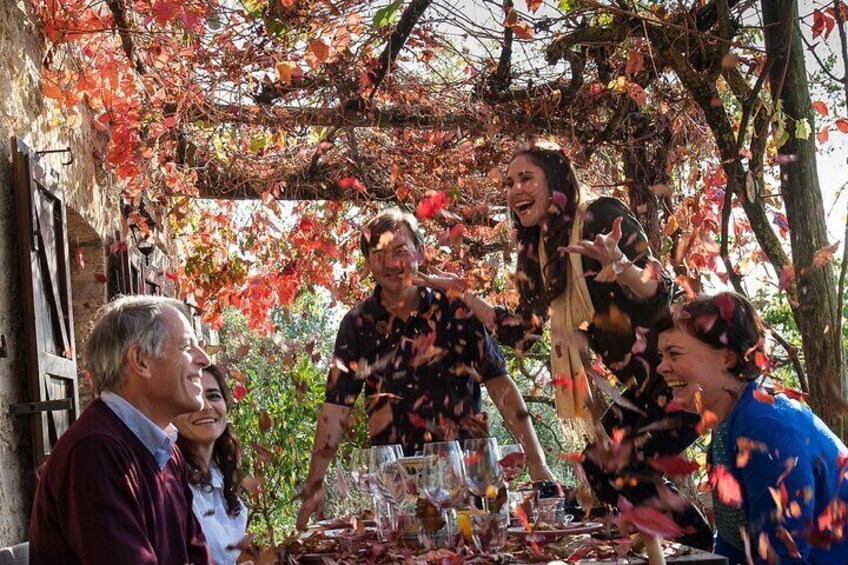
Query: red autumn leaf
xmin=714 ymin=292 xmax=735 ymax=322
xmin=525 ymin=0 xmax=543 ymax=13
xmin=813 ymin=241 xmax=840 ymax=267
xmin=753 ymin=387 xmax=775 ymax=404
xmin=647 ymin=455 xmax=701 ymax=476
xmin=152 ymin=0 xmax=180 ymax=25
xmin=614 ymin=505 xmax=684 ymax=538
xmin=836 ymin=118 xmax=848 ymax=133
xmin=812 ymin=9 xmax=834 ymax=39
xmin=93 ymin=272 xmax=107 ymax=283
xmin=625 ymin=49 xmax=644 ymax=76
xmin=774 ymin=383 xmax=808 ymax=403
xmin=108 ymin=240 xmax=128 ymax=255
xmin=817 ymin=125 xmax=830 ymax=145
xmin=408 ymin=413 xmax=428 ymax=428
xmin=232 ymin=382 xmax=249 ymax=401
xmin=778 ymin=265 xmax=794 ymax=291
xmin=416 ymin=190 xmax=448 ymax=219
xmin=812 ymin=100 xmax=829 ymax=117
xmin=305 ymin=38 xmax=330 ymax=70
xmin=164 ymin=270 xmax=178 ymax=281
xmin=709 ymin=465 xmax=743 ymax=507
xmin=338 ymin=176 xmax=366 ymax=193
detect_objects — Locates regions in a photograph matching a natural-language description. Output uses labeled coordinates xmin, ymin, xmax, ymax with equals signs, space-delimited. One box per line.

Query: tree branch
xmin=367 ymin=0 xmax=433 ymax=99
xmin=105 ymin=0 xmax=146 ymax=75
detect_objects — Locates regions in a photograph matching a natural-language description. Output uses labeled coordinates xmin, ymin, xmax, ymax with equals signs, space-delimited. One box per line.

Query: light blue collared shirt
xmin=100 ymin=391 xmax=178 ymax=469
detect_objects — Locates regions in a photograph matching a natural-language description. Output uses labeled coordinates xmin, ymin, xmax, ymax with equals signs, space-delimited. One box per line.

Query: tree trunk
xmin=622 ymin=113 xmax=669 ymax=251
xmin=762 ymin=0 xmax=846 ymax=438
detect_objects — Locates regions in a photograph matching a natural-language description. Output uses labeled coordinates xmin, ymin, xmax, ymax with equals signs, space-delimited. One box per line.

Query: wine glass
xmin=369 ymin=445 xmax=409 ymax=535
xmin=463 ymin=438 xmax=504 ymax=513
xmin=421 ymin=441 xmax=467 ymax=544
xmin=498 ymin=444 xmax=527 ymax=486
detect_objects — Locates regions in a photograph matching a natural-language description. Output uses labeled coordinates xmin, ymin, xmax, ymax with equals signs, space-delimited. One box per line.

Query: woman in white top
xmin=176 ymin=364 xmax=248 ymax=565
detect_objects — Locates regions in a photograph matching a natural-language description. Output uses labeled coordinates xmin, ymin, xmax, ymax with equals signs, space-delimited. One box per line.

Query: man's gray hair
xmin=86 ymin=295 xmax=191 ymax=394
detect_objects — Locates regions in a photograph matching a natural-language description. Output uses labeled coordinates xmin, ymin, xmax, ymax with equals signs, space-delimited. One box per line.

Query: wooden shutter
xmin=11 ymin=138 xmax=79 ymax=468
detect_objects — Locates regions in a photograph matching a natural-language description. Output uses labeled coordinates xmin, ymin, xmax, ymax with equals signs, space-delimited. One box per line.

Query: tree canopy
xmin=26 ymin=0 xmax=848 ymax=433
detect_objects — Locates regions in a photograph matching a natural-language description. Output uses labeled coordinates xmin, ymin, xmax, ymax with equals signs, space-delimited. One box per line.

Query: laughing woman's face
xmin=657 ymin=328 xmax=742 ymax=425
xmin=505 ymin=154 xmax=551 ymax=228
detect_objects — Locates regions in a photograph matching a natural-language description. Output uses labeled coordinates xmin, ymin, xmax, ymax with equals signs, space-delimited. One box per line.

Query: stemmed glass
xmin=464 ymin=438 xmax=504 ymax=513
xmin=498 ymin=444 xmax=527 ymax=486
xmin=421 ymin=441 xmax=467 ymax=544
xmin=369 ymin=445 xmax=409 ymax=535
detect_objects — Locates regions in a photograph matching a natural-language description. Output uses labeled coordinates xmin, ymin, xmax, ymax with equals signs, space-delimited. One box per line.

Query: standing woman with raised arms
xmin=416 ymin=140 xmax=710 ymax=546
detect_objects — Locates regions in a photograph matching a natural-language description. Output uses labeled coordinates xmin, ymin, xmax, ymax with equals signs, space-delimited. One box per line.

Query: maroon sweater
xmin=29 ymin=399 xmax=211 ymax=564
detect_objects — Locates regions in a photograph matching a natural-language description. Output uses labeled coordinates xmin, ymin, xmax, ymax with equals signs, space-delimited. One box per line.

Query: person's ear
xmin=126 ymin=344 xmax=154 ymax=380
xmin=723 ymin=349 xmax=739 ymax=372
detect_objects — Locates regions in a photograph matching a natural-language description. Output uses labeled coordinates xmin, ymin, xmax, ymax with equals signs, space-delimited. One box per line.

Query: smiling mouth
xmin=666 ymin=379 xmax=688 ymax=388
xmin=192 ymin=418 xmax=217 ymax=425
xmin=513 ymin=200 xmax=534 ymax=214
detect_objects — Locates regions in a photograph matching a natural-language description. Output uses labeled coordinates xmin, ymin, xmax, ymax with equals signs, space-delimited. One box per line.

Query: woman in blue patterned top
xmin=657 ymin=291 xmax=848 ymax=564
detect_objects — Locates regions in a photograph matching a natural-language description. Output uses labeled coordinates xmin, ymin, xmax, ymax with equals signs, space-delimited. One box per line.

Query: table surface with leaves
xmin=275 ymin=526 xmax=729 ymax=564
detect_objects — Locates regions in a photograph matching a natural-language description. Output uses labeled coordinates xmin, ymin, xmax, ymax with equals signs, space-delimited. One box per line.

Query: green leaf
xmin=795 ymin=118 xmax=811 ymax=140
xmin=558 ymin=0 xmax=575 ymax=12
xmin=373 ymin=0 xmax=403 ymax=28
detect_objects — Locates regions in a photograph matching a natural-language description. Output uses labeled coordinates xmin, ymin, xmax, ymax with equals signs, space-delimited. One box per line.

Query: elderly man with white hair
xmin=29 ymin=295 xmax=213 ymax=565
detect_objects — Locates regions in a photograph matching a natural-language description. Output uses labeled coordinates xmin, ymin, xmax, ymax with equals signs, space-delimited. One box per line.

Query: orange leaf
xmin=753 ymin=387 xmax=775 ymax=404
xmin=817 ymin=125 xmax=830 ymax=145
xmin=812 ymin=100 xmax=829 ymax=117
xmin=41 ymin=82 xmax=65 ymax=101
xmin=525 ymin=0 xmax=543 ymax=13
xmin=836 ymin=118 xmax=848 ymax=133
xmin=710 ymin=465 xmax=743 ymax=507
xmin=306 ymin=39 xmax=330 ymax=70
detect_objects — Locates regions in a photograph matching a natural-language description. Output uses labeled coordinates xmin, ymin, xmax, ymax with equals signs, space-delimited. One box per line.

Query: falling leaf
xmin=647 ymin=455 xmax=700 ymax=476
xmin=836 ymin=118 xmax=848 ymax=133
xmin=753 ymin=387 xmax=775 ymax=404
xmin=710 ymin=465 xmax=743 ymax=507
xmin=812 ymin=100 xmax=829 ymax=117
xmin=416 ymin=190 xmax=448 ymax=219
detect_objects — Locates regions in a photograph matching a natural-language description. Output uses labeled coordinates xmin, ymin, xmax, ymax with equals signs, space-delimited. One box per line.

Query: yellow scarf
xmin=539 ymin=201 xmax=596 ymax=436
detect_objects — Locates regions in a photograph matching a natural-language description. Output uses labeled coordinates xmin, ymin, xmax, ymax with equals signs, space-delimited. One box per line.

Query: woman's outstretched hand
xmin=564 ymin=216 xmax=625 ymax=266
xmin=411 ymin=267 xmax=468 ymax=295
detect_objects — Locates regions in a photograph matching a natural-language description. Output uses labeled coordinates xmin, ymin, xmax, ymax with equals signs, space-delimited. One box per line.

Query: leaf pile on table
xmin=277 ymin=529 xmax=697 ymax=563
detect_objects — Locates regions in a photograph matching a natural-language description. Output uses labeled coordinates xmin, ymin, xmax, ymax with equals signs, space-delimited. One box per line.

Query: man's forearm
xmin=485 ymin=376 xmax=552 ymax=480
xmin=303 ymin=403 xmax=351 ymax=491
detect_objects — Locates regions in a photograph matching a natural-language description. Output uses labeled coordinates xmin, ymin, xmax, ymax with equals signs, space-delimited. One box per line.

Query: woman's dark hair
xmin=511 ymin=141 xmax=582 ymax=322
xmin=655 ymin=292 xmax=766 ymax=380
xmin=177 ymin=364 xmax=244 ymax=516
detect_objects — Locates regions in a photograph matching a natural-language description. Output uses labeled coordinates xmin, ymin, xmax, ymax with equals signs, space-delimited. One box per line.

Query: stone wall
xmin=0 ymin=2 xmax=119 ymax=545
